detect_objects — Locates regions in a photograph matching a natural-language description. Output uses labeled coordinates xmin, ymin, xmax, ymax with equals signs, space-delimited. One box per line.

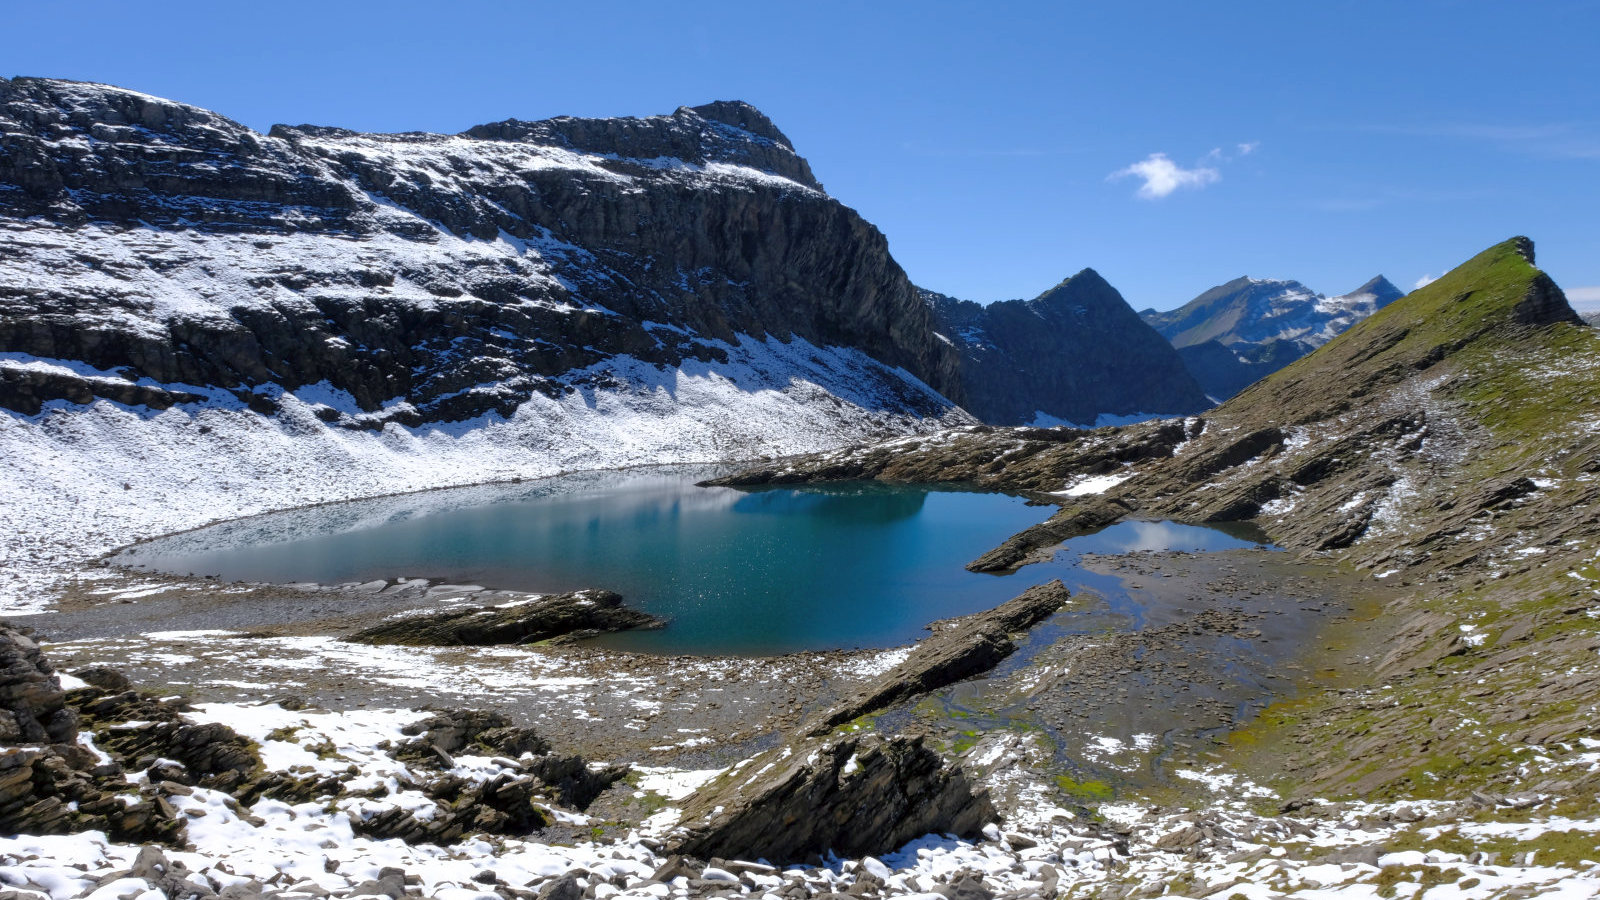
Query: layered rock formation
xmin=1142 ymin=274 xmax=1403 ymax=400
xmin=0 ymin=77 xmax=962 ymax=424
xmin=922 ymin=269 xmax=1210 ymax=426
xmin=0 ymin=621 xmax=77 ymax=744
xmin=802 ymin=580 xmax=1070 ymax=735
xmin=346 ymin=588 xmax=660 ymax=646
xmin=668 ymin=733 xmax=994 ymax=863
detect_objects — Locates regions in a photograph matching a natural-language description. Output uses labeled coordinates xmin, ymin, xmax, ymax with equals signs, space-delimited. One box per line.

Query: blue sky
xmin=7 ymin=0 xmax=1599 ymax=313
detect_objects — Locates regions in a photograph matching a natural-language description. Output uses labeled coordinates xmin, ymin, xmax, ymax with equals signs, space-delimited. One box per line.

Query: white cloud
xmin=1566 ymin=285 xmax=1600 ymax=310
xmin=1237 ymin=141 xmax=1260 ymax=155
xmin=1414 ymin=274 xmax=1438 ymax=290
xmin=1110 ymin=153 xmax=1221 ymax=200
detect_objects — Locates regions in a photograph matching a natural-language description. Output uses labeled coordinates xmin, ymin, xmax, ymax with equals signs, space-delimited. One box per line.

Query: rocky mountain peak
xmin=1349 ymin=274 xmax=1401 ymax=298
xmin=1031 ymin=267 xmax=1115 ymax=307
xmin=1231 ymin=236 xmax=1583 ymax=421
xmin=1511 ymin=234 xmax=1535 ymax=264
xmin=685 ymin=100 xmax=796 ymax=148
xmin=460 ymin=101 xmax=819 ymax=189
xmin=923 ymin=269 xmax=1210 ymax=426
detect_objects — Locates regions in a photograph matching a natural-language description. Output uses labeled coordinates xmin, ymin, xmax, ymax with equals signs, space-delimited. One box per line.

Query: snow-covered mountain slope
xmin=920 ymin=269 xmax=1210 ymax=426
xmin=1141 ymin=275 xmax=1404 ymax=400
xmin=0 ymin=77 xmax=975 ymax=613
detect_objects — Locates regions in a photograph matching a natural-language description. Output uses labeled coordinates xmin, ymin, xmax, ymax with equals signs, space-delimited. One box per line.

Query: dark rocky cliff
xmin=0 ymin=77 xmax=963 ymax=423
xmin=922 ymin=269 xmax=1210 ymax=426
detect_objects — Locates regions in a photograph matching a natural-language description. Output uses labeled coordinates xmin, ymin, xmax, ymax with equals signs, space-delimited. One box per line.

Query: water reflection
xmin=1068 ymin=520 xmax=1274 ymax=555
xmin=731 ymin=486 xmax=928 ymax=522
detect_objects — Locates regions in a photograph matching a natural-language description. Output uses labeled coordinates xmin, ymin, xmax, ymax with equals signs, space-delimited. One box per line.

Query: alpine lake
xmin=115 ymin=465 xmax=1274 ymax=657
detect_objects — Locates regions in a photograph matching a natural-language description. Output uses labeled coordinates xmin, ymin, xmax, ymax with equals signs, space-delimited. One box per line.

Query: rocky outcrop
xmin=804 ymin=580 xmax=1070 ymax=734
xmin=1143 ymin=275 xmax=1404 ymax=401
xmin=0 ymin=744 xmax=188 ymax=844
xmin=707 ymin=418 xmax=1201 ymax=492
xmin=922 ymin=270 xmax=1209 ymax=425
xmin=351 ymin=771 xmax=557 ymax=845
xmin=0 ymin=76 xmax=963 ymax=424
xmin=17 ymin=673 xmax=625 ymax=847
xmin=346 ymin=589 xmax=660 ymax=646
xmin=0 ymin=620 xmax=77 ymax=744
xmin=667 ymin=733 xmax=994 ymax=863
xmin=396 ymin=709 xmax=551 ymax=760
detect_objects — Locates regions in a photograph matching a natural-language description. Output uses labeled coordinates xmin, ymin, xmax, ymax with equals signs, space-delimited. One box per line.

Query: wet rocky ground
xmin=883 ymin=548 xmax=1396 ymax=803
xmin=26 ymin=568 xmax=916 ymax=768
xmin=20 ymin=538 xmax=1389 ymax=813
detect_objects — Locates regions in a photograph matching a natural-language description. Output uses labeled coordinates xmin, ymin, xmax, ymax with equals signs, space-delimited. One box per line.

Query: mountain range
xmin=2 ymin=75 xmax=1340 ymax=490
xmin=0 ymin=78 xmax=969 ymax=427
xmin=4 ymin=75 xmax=1600 ymax=890
xmin=1141 ymin=274 xmax=1404 ymax=400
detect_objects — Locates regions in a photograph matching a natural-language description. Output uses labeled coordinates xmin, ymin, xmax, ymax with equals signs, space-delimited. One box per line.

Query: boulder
xmin=396 ymin=709 xmax=550 ymax=759
xmin=667 ymin=733 xmax=994 ymax=863
xmin=0 ymin=620 xmax=77 ymax=745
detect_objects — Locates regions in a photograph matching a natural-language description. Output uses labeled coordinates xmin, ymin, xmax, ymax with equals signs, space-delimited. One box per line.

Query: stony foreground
xmin=5 ymin=712 xmax=1599 ymax=900
xmin=5 ymin=612 xmax=1600 ymax=900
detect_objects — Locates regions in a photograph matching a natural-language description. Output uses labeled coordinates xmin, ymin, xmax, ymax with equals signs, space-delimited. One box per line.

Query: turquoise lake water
xmin=119 ymin=466 xmax=1268 ymax=655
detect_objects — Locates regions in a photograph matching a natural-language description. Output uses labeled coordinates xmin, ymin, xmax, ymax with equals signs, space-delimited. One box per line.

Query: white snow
xmin=1053 ymin=472 xmax=1134 ymax=497
xmin=1027 ymin=410 xmax=1181 ymax=429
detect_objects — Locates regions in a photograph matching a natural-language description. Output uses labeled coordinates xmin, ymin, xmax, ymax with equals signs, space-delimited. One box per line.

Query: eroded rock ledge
xmin=345 ymin=588 xmax=661 ymax=646
xmin=803 ymin=580 xmax=1070 ymax=735
xmin=667 ymin=732 xmax=995 ymax=864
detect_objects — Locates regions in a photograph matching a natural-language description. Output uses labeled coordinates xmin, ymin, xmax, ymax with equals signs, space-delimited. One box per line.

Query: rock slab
xmin=668 ymin=732 xmax=995 ymax=863
xmin=346 ymin=589 xmax=660 ymax=646
xmin=805 ymin=580 xmax=1070 ymax=735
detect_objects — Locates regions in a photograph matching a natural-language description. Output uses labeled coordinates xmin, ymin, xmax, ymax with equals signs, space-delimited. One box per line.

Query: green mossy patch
xmin=1054 ymin=774 xmax=1114 ymax=803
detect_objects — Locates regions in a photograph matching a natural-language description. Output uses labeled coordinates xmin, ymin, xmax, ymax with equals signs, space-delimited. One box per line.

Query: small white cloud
xmin=1237 ymin=141 xmax=1260 ymax=155
xmin=1414 ymin=274 xmax=1438 ymax=290
xmin=1110 ymin=153 xmax=1220 ymax=200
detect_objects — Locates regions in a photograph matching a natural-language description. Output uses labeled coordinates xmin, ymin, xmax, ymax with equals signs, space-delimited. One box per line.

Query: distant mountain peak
xmin=924 ymin=271 xmax=1209 ymax=426
xmin=1143 ymin=267 xmax=1407 ymax=402
xmin=1031 ymin=268 xmax=1120 ymax=310
xmin=1351 ymin=274 xmax=1397 ymax=293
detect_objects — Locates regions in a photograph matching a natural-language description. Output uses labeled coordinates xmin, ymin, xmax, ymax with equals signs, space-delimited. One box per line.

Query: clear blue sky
xmin=7 ymin=0 xmax=1600 ymax=312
